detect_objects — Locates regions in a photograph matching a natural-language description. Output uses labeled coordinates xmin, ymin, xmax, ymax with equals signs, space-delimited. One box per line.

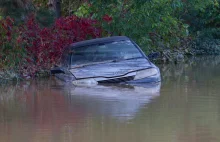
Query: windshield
xmin=71 ymin=40 xmax=143 ymax=66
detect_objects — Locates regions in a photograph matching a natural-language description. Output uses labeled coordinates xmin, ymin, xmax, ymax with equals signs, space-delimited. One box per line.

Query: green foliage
xmin=180 ymin=0 xmax=219 ymax=32
xmin=191 ymin=39 xmax=220 ymax=55
xmin=0 ymin=0 xmax=34 ymax=22
xmin=33 ymin=0 xmax=48 ymax=8
xmin=82 ymin=0 xmax=219 ymax=55
xmin=33 ymin=0 xmax=84 ymax=17
xmin=181 ymin=0 xmax=220 ymax=55
xmin=87 ymin=0 xmax=189 ymax=54
xmin=61 ymin=0 xmax=84 ymax=16
xmin=36 ymin=8 xmax=55 ymax=27
xmin=0 ymin=17 xmax=26 ymax=71
xmin=74 ymin=2 xmax=90 ymax=17
xmin=190 ymin=28 xmax=220 ymax=55
xmin=0 ymin=0 xmax=56 ymax=27
xmin=198 ymin=28 xmax=220 ymax=39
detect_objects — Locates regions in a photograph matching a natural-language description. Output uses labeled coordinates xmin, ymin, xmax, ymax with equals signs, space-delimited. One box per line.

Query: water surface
xmin=1 ymin=56 xmax=220 ymax=142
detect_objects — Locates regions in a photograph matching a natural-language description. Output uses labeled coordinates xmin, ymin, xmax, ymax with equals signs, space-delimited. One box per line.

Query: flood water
xmin=1 ymin=56 xmax=220 ymax=142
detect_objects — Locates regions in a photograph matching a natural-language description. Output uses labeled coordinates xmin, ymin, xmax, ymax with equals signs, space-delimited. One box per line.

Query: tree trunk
xmin=56 ymin=0 xmax=61 ymax=18
xmin=48 ymin=0 xmax=61 ymax=18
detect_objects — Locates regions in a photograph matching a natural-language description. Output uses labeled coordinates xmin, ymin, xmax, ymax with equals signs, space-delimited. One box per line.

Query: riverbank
xmin=149 ymin=37 xmax=220 ymax=64
xmin=0 ymin=55 xmax=219 ymax=84
xmin=0 ymin=36 xmax=219 ymax=83
xmin=0 ymin=18 xmax=219 ymax=83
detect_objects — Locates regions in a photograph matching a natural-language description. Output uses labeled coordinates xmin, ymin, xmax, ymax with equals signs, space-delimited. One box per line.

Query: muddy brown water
xmin=1 ymin=56 xmax=220 ymax=142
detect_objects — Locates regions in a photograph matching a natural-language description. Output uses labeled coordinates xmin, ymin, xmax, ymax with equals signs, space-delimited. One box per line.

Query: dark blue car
xmin=51 ymin=36 xmax=161 ymax=86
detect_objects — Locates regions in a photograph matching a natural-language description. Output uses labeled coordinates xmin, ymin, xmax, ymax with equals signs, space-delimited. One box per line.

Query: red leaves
xmin=17 ymin=15 xmax=102 ymax=77
xmin=102 ymin=15 xmax=113 ymax=23
xmin=0 ymin=15 xmax=103 ymax=77
xmin=0 ymin=17 xmax=15 ymax=42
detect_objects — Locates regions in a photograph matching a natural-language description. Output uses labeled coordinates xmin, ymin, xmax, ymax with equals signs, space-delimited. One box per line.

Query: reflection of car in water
xmin=63 ymin=83 xmax=161 ymax=121
xmin=51 ymin=36 xmax=161 ymax=86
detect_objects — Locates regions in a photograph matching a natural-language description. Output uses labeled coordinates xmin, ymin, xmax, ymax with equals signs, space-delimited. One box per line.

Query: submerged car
xmin=51 ymin=36 xmax=161 ymax=85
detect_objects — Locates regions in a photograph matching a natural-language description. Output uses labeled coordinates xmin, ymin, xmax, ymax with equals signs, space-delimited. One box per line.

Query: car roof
xmin=69 ymin=36 xmax=130 ymax=48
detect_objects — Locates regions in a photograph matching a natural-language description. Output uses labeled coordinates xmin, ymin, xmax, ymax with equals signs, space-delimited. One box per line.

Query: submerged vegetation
xmin=0 ymin=0 xmax=219 ymax=80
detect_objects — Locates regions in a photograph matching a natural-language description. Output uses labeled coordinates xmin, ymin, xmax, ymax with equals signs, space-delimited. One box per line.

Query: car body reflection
xmin=63 ymin=83 xmax=161 ymax=121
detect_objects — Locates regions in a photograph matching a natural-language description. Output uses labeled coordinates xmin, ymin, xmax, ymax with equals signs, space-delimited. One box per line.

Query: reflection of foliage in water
xmin=0 ymin=78 xmax=56 ymax=123
xmin=0 ymin=78 xmax=84 ymax=140
xmin=0 ymin=83 xmax=24 ymax=123
xmin=160 ymin=56 xmax=220 ymax=85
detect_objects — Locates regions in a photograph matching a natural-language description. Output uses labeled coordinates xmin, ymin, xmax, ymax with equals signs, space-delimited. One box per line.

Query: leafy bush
xmin=74 ymin=0 xmax=219 ymax=56
xmin=180 ymin=0 xmax=220 ymax=32
xmin=81 ymin=0 xmax=190 ymax=54
xmin=0 ymin=15 xmax=102 ymax=78
xmin=191 ymin=39 xmax=220 ymax=55
xmin=0 ymin=17 xmax=26 ymax=71
xmin=197 ymin=28 xmax=220 ymax=39
xmin=0 ymin=0 xmax=34 ymax=23
xmin=0 ymin=17 xmax=27 ymax=81
xmin=21 ymin=15 xmax=101 ymax=77
xmin=35 ymin=8 xmax=56 ymax=27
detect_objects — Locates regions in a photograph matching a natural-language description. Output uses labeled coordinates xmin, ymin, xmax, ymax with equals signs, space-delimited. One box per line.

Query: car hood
xmin=70 ymin=58 xmax=152 ymax=79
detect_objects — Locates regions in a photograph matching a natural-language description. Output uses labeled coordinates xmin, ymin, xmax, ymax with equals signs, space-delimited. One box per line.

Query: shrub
xmin=84 ymin=0 xmax=189 ymax=54
xmin=0 ymin=17 xmax=27 ymax=81
xmin=197 ymin=28 xmax=220 ymax=39
xmin=75 ymin=0 xmax=219 ymax=56
xmin=0 ymin=17 xmax=26 ymax=71
xmin=0 ymin=15 xmax=102 ymax=78
xmin=191 ymin=38 xmax=220 ymax=55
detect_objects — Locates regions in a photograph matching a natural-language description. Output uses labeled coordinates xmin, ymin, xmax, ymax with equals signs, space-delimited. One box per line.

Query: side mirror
xmin=51 ymin=67 xmax=65 ymax=74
